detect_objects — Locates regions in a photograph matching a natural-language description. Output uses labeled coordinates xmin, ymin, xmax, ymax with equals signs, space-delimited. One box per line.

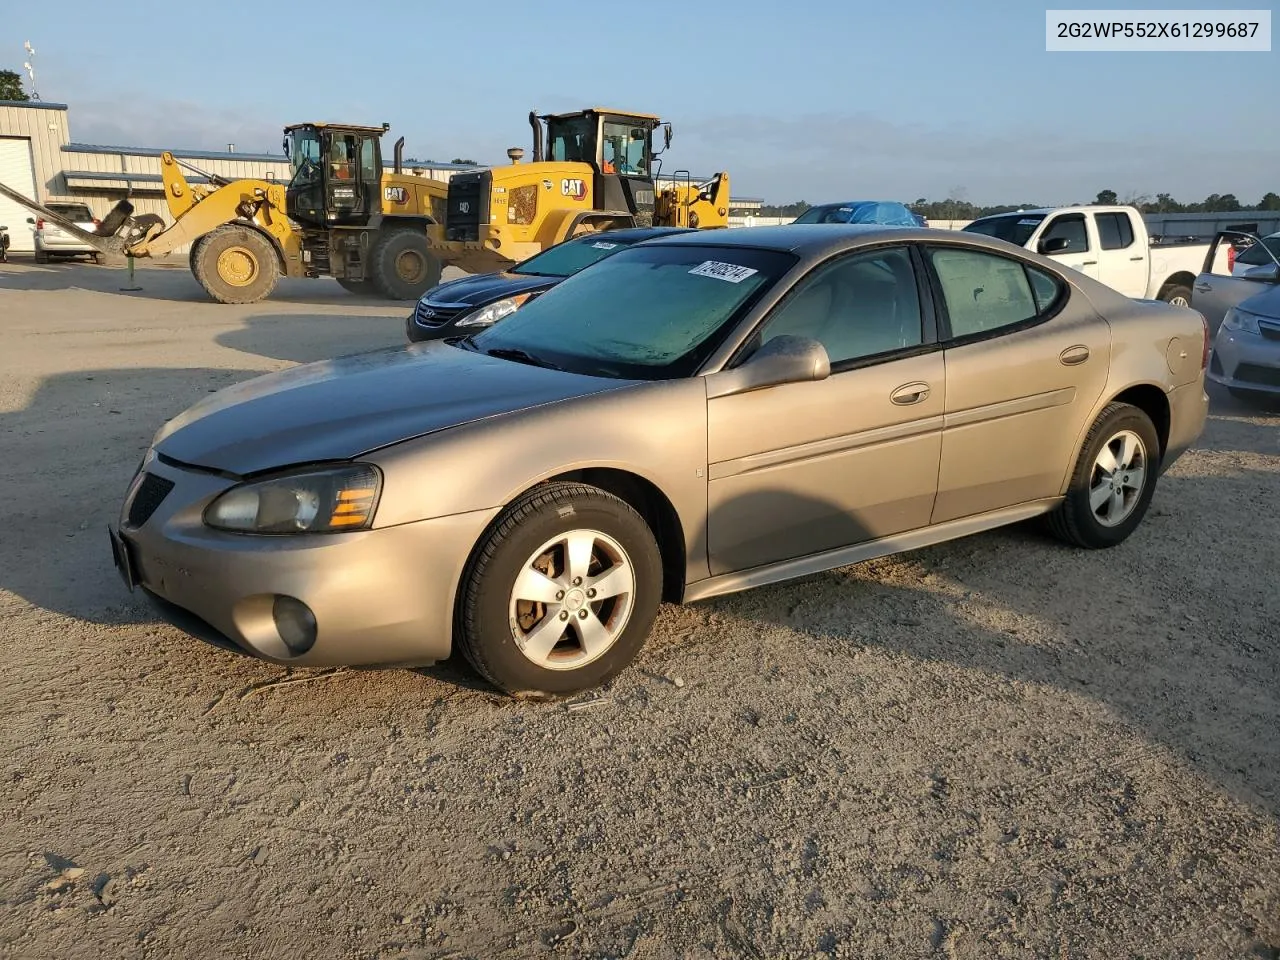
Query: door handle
xmin=891 ymin=382 xmax=931 ymax=405
xmin=1060 ymin=344 xmax=1090 ymax=365
xmin=1081 ymin=260 xmax=1098 ymax=266
xmin=1194 ymin=282 xmax=1212 ymax=293
xmin=1129 ymin=256 xmax=1145 ymax=261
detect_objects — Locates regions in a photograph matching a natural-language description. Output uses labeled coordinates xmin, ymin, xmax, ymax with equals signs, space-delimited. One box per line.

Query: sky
xmin=3 ymin=0 xmax=1276 ymax=206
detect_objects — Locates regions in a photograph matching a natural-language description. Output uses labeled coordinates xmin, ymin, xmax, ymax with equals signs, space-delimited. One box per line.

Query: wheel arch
xmin=203 ymin=218 xmax=287 ymax=273
xmin=1060 ymin=381 xmax=1172 ymax=494
xmin=1157 ymin=271 xmax=1196 ymax=299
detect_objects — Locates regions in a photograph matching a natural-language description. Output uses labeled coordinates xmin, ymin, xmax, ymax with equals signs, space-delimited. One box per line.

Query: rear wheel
xmin=1159 ymin=284 xmax=1193 ymax=308
xmin=191 ymin=224 xmax=280 ymax=304
xmin=456 ymin=482 xmax=663 ymax=697
xmin=34 ymin=247 xmax=48 ymax=264
xmin=1048 ymin=402 xmax=1161 ymax=549
xmin=368 ymin=228 xmax=442 ymax=301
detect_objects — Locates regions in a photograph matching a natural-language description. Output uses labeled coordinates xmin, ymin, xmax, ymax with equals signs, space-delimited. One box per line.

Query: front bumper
xmin=113 ymin=456 xmax=499 ymax=668
xmin=1207 ymin=327 xmax=1280 ymax=396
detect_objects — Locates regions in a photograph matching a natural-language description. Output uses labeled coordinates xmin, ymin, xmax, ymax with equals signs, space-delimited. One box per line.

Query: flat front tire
xmin=1048 ymin=402 xmax=1161 ymax=549
xmin=456 ymin=482 xmax=663 ymax=697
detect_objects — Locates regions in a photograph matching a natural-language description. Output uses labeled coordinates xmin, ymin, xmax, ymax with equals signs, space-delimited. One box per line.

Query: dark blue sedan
xmin=407 ymin=226 xmax=694 ymax=342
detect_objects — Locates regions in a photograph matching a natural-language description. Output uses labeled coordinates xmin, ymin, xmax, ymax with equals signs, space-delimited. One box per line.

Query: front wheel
xmin=368 ymin=228 xmax=442 ymax=301
xmin=1048 ymin=402 xmax=1161 ymax=549
xmin=191 ymin=224 xmax=280 ymax=304
xmin=456 ymin=482 xmax=663 ymax=697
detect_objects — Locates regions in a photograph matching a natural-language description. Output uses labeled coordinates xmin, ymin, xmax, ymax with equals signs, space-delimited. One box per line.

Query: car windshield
xmin=963 ymin=214 xmax=1047 ymax=245
xmin=793 ymin=205 xmax=843 ymax=224
xmin=46 ymin=203 xmax=94 ymax=222
xmin=1238 ymin=234 xmax=1280 ymax=267
xmin=467 ymin=244 xmax=796 ymax=380
xmin=512 ymin=236 xmax=639 ymax=278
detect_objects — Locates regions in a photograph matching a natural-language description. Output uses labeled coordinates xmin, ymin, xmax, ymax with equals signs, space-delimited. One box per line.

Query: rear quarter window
xmin=1237 ymin=236 xmax=1280 ymax=267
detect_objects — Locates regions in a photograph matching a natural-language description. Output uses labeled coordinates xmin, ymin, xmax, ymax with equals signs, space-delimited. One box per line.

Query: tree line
xmin=759 ymin=191 xmax=1280 ymax=220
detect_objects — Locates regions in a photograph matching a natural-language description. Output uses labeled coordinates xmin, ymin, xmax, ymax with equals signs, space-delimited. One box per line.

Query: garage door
xmin=0 ymin=138 xmax=38 ymax=253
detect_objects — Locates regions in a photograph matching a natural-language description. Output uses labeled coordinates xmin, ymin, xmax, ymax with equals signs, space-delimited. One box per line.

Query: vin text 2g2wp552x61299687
xmin=110 ymin=224 xmax=1209 ymax=697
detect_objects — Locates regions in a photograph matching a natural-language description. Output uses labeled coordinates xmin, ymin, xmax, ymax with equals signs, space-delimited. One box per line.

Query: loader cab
xmin=542 ymin=108 xmax=665 ymax=225
xmin=283 ymin=122 xmax=387 ymax=228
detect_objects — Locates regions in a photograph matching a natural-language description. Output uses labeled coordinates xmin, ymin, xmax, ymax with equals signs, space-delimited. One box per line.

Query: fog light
xmin=272 ymin=595 xmax=317 ymax=655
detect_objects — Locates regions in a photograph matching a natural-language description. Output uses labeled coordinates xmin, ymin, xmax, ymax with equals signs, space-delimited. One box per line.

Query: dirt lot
xmin=1 ymin=259 xmax=1277 ymax=960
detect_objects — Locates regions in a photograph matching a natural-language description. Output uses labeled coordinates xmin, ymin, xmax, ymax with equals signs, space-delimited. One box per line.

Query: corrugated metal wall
xmin=0 ymin=102 xmax=71 ymax=201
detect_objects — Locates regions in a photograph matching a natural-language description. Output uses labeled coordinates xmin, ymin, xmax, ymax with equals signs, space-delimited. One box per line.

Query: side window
xmin=1041 ymin=213 xmax=1090 ymax=253
xmin=1097 ymin=212 xmax=1135 ymax=250
xmin=928 ymin=247 xmax=1041 ymax=338
xmin=1026 ymin=265 xmax=1064 ymax=313
xmin=757 ymin=246 xmax=923 ymax=366
xmin=601 ymin=121 xmax=649 ymax=176
xmin=359 ymin=137 xmax=378 ymax=184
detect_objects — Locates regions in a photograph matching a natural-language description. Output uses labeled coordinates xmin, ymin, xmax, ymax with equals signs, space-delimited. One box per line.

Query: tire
xmin=368 ymin=228 xmax=442 ymax=301
xmin=91 ymin=253 xmax=103 ymax=265
xmin=456 ymin=482 xmax=663 ymax=697
xmin=34 ymin=248 xmax=48 ymax=264
xmin=187 ymin=235 xmax=207 ymax=276
xmin=336 ymin=278 xmax=375 ymax=295
xmin=1159 ymin=284 xmax=1193 ymax=308
xmin=190 ymin=224 xmax=280 ymax=304
xmin=1048 ymin=402 xmax=1161 ymax=549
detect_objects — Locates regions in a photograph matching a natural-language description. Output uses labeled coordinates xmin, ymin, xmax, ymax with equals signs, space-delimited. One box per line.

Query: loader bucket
xmin=0 ymin=179 xmax=135 ymax=257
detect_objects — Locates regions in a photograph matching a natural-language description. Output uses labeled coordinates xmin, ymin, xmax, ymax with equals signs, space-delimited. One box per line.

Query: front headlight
xmin=204 ymin=464 xmax=382 ymax=535
xmin=454 ymin=293 xmax=532 ymax=328
xmin=1223 ymin=307 xmax=1261 ymax=335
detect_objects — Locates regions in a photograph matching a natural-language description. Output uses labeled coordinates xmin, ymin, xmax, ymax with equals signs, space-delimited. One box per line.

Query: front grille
xmin=414 ymin=300 xmax=468 ymax=329
xmin=445 ymin=172 xmax=488 ymax=242
xmin=1259 ymin=320 xmax=1280 ymax=342
xmin=127 ymin=473 xmax=174 ymax=528
xmin=1235 ymin=362 xmax=1280 ymax=388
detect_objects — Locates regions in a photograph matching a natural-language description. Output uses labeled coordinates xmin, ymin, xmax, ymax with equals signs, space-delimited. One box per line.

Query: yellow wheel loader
xmin=0 ymin=122 xmax=448 ymax=304
xmin=432 ymin=107 xmax=730 ymax=275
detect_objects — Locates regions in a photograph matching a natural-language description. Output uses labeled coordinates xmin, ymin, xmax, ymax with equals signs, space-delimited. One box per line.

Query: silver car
xmin=31 ymin=201 xmax=102 ymax=263
xmin=1193 ymin=230 xmax=1280 ymax=404
xmin=112 ymin=225 xmax=1209 ymax=696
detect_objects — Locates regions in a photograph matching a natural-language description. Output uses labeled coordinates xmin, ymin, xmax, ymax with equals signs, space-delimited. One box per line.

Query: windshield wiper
xmin=484 ymin=347 xmax=563 ymax=371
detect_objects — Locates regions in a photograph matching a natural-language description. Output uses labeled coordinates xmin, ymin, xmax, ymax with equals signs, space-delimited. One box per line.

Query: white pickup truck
xmin=962 ymin=205 xmax=1225 ymax=307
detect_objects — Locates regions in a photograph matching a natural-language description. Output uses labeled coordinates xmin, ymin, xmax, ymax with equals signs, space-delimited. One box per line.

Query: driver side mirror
xmin=1039 ymin=237 xmax=1070 ymax=255
xmin=1243 ymin=263 xmax=1280 ymax=283
xmin=706 ymin=335 xmax=831 ymax=398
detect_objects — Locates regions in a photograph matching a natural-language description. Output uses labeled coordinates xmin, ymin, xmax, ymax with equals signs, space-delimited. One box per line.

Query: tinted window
xmin=513 ymin=236 xmax=638 ymax=277
xmin=1041 ymin=214 xmax=1089 ymax=253
xmin=1237 ymin=235 xmax=1280 ymax=267
xmin=469 ymin=245 xmax=796 ymax=379
xmin=46 ymin=202 xmax=94 ymax=222
xmin=928 ymin=248 xmax=1041 ymax=338
xmin=756 ymin=247 xmax=922 ymax=365
xmin=548 ymin=115 xmax=594 ymax=163
xmin=1096 ymin=212 xmax=1135 ymax=250
xmin=962 ymin=214 xmax=1046 ymax=246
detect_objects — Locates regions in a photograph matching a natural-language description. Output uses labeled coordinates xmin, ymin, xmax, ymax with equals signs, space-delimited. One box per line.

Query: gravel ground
xmin=1 ymin=260 xmax=1277 ymax=960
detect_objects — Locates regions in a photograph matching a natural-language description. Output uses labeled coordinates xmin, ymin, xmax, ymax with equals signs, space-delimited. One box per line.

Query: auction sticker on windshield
xmin=591 ymin=242 xmax=618 ymax=250
xmin=689 ymin=261 xmax=759 ymax=283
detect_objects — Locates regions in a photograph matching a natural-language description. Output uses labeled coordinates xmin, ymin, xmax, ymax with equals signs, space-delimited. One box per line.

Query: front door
xmin=1036 ymin=212 xmax=1100 ymax=281
xmin=1193 ymin=231 xmax=1280 ymax=336
xmin=706 ymin=245 xmax=944 ymax=574
xmin=923 ymin=243 xmax=1111 ymax=524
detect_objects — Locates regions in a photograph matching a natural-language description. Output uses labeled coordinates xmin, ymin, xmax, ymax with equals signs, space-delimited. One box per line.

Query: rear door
xmin=1193 ymin=231 xmax=1280 ymax=336
xmin=1095 ymin=210 xmax=1148 ymax=296
xmin=924 ymin=243 xmax=1111 ymax=524
xmin=1034 ymin=212 xmax=1100 ymax=281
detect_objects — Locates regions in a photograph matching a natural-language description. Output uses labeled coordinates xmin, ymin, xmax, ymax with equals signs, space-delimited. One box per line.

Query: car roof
xmin=641 ymin=223 xmax=1049 ymax=261
xmin=587 ymin=226 xmax=695 ymax=243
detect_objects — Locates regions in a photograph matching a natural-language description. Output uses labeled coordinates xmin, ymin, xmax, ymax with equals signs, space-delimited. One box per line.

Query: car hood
xmin=152 ymin=342 xmax=630 ymax=476
xmin=423 ymin=270 xmax=560 ymax=307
